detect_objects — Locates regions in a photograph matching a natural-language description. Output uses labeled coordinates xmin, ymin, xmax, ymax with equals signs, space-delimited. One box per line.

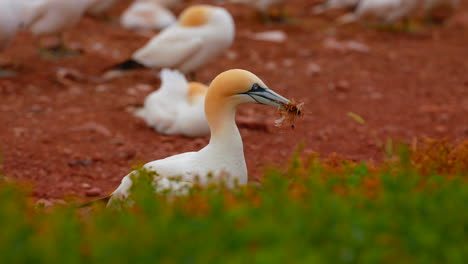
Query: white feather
xmin=121 ymin=1 xmax=176 ymax=30
xmin=0 ymin=0 xmax=24 ymax=51
xmin=25 ymin=0 xmax=93 ymax=36
xmin=136 ymin=69 xmax=209 ymax=137
xmin=338 ymin=0 xmax=420 ymax=24
xmin=130 ymin=5 xmax=235 ymax=73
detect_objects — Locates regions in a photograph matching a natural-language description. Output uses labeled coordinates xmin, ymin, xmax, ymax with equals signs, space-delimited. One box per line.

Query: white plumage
xmin=0 ymin=0 xmax=24 ymax=51
xmin=135 ymin=69 xmax=209 ymax=137
xmin=338 ymin=0 xmax=420 ymax=24
xmin=109 ymin=69 xmax=292 ymax=202
xmin=128 ymin=5 xmax=235 ymax=74
xmin=24 ymin=0 xmax=93 ymax=37
xmin=121 ymin=0 xmax=176 ymax=30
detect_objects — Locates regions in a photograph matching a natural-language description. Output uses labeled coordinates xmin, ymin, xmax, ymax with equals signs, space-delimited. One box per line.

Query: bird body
xmin=120 ymin=5 xmax=234 ymax=74
xmin=121 ymin=0 xmax=176 ymax=30
xmin=110 ymin=69 xmax=292 ymax=202
xmin=136 ymin=69 xmax=209 ymax=137
xmin=339 ymin=0 xmax=420 ymax=24
xmin=0 ymin=0 xmax=24 ymax=51
xmin=25 ymin=0 xmax=93 ymax=36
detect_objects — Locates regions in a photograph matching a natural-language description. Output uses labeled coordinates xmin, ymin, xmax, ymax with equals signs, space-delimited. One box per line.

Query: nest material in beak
xmin=275 ymin=99 xmax=304 ymax=128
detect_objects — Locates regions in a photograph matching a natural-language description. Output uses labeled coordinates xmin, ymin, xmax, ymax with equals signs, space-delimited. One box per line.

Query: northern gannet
xmin=109 ymin=69 xmax=293 ymax=202
xmin=120 ymin=0 xmax=177 ymax=30
xmin=109 ymin=5 xmax=235 ymax=79
xmin=312 ymin=0 xmax=360 ymax=14
xmin=338 ymin=0 xmax=420 ymax=25
xmin=0 ymin=0 xmax=23 ymax=52
xmin=0 ymin=0 xmax=26 ymax=76
xmin=135 ymin=69 xmax=210 ymax=137
xmin=23 ymin=0 xmax=93 ymax=56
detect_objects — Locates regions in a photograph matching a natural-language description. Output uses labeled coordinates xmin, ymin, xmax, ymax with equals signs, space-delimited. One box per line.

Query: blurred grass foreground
xmin=0 ymin=139 xmax=467 ymax=264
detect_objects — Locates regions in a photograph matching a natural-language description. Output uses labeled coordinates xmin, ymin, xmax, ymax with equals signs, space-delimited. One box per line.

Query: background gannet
xmin=0 ymin=0 xmax=23 ymax=52
xmin=0 ymin=0 xmax=26 ymax=76
xmin=23 ymin=0 xmax=93 ymax=55
xmin=120 ymin=0 xmax=177 ymax=30
xmin=135 ymin=69 xmax=210 ymax=137
xmin=109 ymin=69 xmax=292 ymax=202
xmin=338 ymin=0 xmax=420 ymax=25
xmin=109 ymin=5 xmax=235 ymax=78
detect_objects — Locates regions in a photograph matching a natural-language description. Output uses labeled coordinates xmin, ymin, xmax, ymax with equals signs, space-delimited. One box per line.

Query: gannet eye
xmin=250 ymin=83 xmax=266 ymax=93
xmin=240 ymin=82 xmax=289 ymax=108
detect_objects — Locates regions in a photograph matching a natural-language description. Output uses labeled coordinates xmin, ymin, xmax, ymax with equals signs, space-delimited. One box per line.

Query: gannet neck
xmin=205 ymin=92 xmax=242 ymax=149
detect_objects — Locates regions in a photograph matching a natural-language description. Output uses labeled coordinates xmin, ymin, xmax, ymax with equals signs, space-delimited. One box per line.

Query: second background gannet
xmin=120 ymin=0 xmax=177 ymax=30
xmin=135 ymin=69 xmax=210 ymax=137
xmin=0 ymin=0 xmax=23 ymax=51
xmin=109 ymin=4 xmax=235 ymax=79
xmin=109 ymin=69 xmax=294 ymax=202
xmin=23 ymin=0 xmax=93 ymax=56
xmin=338 ymin=0 xmax=420 ymax=25
xmin=0 ymin=0 xmax=27 ymax=76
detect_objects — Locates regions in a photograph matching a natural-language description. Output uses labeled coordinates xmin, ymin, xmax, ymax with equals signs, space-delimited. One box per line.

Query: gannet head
xmin=207 ymin=69 xmax=290 ymax=111
xmin=178 ymin=5 xmax=233 ymax=28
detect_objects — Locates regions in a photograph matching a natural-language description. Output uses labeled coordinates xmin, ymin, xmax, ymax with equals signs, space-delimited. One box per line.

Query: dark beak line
xmin=240 ymin=84 xmax=289 ymax=109
xmin=247 ymin=94 xmax=262 ymax=104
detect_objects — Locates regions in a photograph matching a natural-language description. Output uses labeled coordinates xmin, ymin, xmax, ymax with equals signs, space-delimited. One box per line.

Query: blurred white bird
xmin=108 ymin=5 xmax=235 ymax=79
xmin=0 ymin=0 xmax=24 ymax=52
xmin=86 ymin=0 xmax=119 ymax=16
xmin=23 ymin=0 xmax=93 ymax=56
xmin=0 ymin=0 xmax=28 ymax=76
xmin=135 ymin=69 xmax=210 ymax=137
xmin=109 ymin=69 xmax=292 ymax=202
xmin=312 ymin=0 xmax=360 ymax=14
xmin=121 ymin=0 xmax=177 ymax=30
xmin=338 ymin=0 xmax=420 ymax=25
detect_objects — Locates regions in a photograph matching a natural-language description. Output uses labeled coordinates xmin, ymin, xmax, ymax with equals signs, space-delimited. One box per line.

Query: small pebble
xmin=85 ymin=187 xmax=102 ymax=197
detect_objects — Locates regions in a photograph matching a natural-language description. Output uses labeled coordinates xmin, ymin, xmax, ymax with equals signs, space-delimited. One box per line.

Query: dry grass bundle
xmin=275 ymin=100 xmax=304 ymax=128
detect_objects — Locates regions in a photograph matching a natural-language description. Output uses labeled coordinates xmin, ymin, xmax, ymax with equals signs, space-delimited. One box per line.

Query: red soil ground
xmin=1 ymin=0 xmax=467 ymax=201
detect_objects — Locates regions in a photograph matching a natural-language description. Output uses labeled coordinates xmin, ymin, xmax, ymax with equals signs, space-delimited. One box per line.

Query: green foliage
xmin=0 ymin=151 xmax=467 ymax=264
